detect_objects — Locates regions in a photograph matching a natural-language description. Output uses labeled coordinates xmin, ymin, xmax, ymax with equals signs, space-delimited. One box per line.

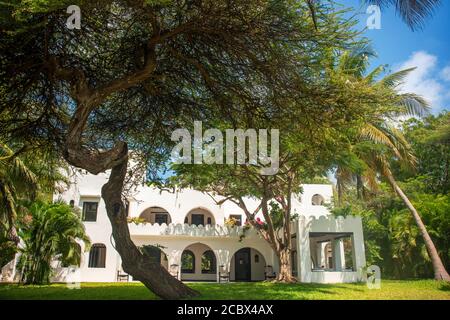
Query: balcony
xmin=128 ymin=222 xmax=256 ymax=238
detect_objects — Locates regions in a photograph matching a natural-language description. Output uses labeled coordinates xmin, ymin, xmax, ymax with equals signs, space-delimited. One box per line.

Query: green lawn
xmin=0 ymin=280 xmax=449 ymax=300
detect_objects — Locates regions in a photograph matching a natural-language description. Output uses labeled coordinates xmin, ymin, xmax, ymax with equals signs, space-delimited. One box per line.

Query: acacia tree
xmin=0 ymin=0 xmax=363 ymax=298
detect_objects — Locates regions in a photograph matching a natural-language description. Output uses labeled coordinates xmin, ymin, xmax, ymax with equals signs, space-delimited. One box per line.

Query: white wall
xmin=42 ymin=170 xmax=365 ymax=284
xmin=295 ymin=215 xmax=366 ymax=283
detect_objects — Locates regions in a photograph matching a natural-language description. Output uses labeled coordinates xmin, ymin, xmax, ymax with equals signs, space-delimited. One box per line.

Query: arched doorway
xmin=230 ymin=247 xmax=266 ymax=281
xmin=180 ymin=243 xmax=217 ymax=281
xmin=139 ymin=206 xmax=172 ymax=225
xmin=184 ymin=208 xmax=215 ymax=226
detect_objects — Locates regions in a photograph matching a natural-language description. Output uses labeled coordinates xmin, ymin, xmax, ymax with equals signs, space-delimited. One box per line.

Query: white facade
xmin=1 ymin=170 xmax=367 ymax=284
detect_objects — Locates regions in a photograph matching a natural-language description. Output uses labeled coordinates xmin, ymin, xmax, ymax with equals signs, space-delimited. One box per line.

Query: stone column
xmin=296 ymin=217 xmax=311 ymax=282
xmin=333 ymin=238 xmax=346 ymax=271
xmin=167 ymin=249 xmax=182 ymax=280
xmin=215 ymin=249 xmax=231 ymax=283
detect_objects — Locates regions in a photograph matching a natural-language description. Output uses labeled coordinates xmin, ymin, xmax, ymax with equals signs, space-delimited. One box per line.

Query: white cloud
xmin=396 ymin=51 xmax=445 ymax=111
xmin=441 ymin=66 xmax=450 ymax=82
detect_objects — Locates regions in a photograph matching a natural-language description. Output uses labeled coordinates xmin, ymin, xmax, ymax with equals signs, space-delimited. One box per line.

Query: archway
xmin=139 ymin=206 xmax=172 ymax=224
xmin=230 ymin=247 xmax=267 ymax=281
xmin=184 ymin=207 xmax=215 ymax=226
xmin=180 ymin=243 xmax=217 ymax=281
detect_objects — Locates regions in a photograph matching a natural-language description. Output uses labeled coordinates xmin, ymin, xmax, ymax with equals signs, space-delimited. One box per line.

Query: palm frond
xmin=0 ymin=180 xmax=17 ymax=226
xmin=365 ymin=65 xmax=386 ymax=83
xmin=379 ymin=67 xmax=416 ymax=88
xmin=360 ymin=124 xmax=402 ymax=158
xmin=338 ymin=45 xmax=376 ymax=78
xmin=396 ymin=93 xmax=431 ymax=117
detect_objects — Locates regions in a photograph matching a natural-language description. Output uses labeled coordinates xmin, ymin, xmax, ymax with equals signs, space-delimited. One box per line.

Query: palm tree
xmin=18 ymin=201 xmax=91 ymax=284
xmin=0 ymin=142 xmax=67 ymax=269
xmin=0 ymin=143 xmax=38 ymax=246
xmin=365 ymin=0 xmax=441 ymax=30
xmin=334 ymin=48 xmax=450 ymax=281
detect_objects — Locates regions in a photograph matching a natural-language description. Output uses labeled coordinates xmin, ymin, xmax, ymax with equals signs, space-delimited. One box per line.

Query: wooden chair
xmin=117 ymin=270 xmax=129 ymax=282
xmin=169 ymin=264 xmax=179 ymax=278
xmin=218 ymin=265 xmax=230 ymax=283
xmin=264 ymin=265 xmax=276 ymax=280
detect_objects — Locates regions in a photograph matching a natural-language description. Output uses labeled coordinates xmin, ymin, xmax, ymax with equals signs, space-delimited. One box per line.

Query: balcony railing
xmin=128 ymin=222 xmax=257 ymax=237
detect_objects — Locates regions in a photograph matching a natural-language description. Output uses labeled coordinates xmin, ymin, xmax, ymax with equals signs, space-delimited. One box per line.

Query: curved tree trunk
xmin=99 ymin=149 xmax=199 ymax=299
xmin=386 ymin=174 xmax=450 ymax=281
xmin=64 ymin=135 xmax=198 ymax=298
xmin=60 ymin=93 xmax=199 ymax=298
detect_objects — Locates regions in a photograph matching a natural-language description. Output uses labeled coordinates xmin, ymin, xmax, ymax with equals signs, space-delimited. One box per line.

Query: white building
xmin=1 ymin=170 xmax=367 ymax=284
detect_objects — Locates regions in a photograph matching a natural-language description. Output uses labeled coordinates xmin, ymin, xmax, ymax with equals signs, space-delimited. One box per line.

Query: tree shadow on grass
xmin=0 ymin=283 xmax=157 ymax=300
xmin=0 ymin=282 xmax=369 ymax=300
xmin=438 ymin=282 xmax=450 ymax=292
xmin=189 ymin=282 xmax=366 ymax=300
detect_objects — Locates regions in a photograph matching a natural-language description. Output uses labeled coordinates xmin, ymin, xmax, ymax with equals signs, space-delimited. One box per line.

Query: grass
xmin=0 ymin=280 xmax=449 ymax=300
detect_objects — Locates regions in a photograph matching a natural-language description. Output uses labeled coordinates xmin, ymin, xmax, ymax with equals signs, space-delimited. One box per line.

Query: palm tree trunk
xmin=386 ymin=174 xmax=450 ymax=281
xmin=356 ymin=175 xmax=363 ymax=199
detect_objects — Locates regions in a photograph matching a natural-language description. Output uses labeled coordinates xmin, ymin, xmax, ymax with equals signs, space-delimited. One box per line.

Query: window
xmin=88 ymin=244 xmax=106 ymax=268
xmin=254 ymin=254 xmax=259 ymax=263
xmin=201 ymin=250 xmax=216 ymax=274
xmin=230 ymin=215 xmax=242 ymax=226
xmin=311 ymin=194 xmax=325 ymax=206
xmin=191 ymin=214 xmax=204 ymax=226
xmin=181 ymin=250 xmax=195 ymax=273
xmin=291 ymin=251 xmax=297 ymax=276
xmin=207 ymin=217 xmax=212 ymax=225
xmin=82 ymin=202 xmax=98 ymax=221
xmin=125 ymin=200 xmax=130 ymax=217
xmin=139 ymin=207 xmax=171 ymax=224
xmin=155 ymin=213 xmax=168 ymax=225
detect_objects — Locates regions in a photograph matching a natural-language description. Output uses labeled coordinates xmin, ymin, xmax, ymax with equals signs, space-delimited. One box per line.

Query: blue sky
xmin=339 ymin=0 xmax=450 ymax=112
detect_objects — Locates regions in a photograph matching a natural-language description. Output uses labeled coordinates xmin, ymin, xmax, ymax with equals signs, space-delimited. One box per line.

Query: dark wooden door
xmin=235 ymin=248 xmax=251 ymax=281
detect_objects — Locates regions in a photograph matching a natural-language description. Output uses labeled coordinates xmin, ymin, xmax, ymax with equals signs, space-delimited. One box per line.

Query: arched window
xmin=139 ymin=207 xmax=171 ymax=225
xmin=185 ymin=208 xmax=215 ymax=226
xmin=311 ymin=194 xmax=325 ymax=206
xmin=88 ymin=244 xmax=106 ymax=268
xmin=201 ymin=250 xmax=216 ymax=274
xmin=181 ymin=250 xmax=195 ymax=273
